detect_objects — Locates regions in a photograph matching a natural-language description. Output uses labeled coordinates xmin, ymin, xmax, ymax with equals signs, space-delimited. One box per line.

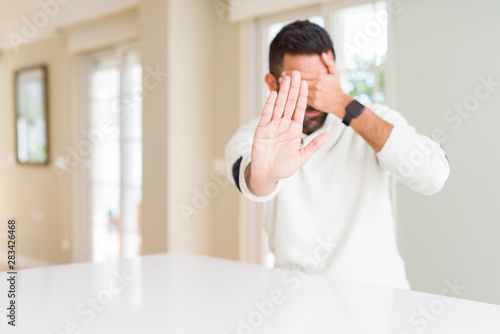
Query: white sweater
xmin=225 ymin=104 xmax=450 ymax=289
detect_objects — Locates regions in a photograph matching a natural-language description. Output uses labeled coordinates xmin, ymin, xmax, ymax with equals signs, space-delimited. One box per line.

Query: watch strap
xmin=342 ymin=100 xmax=365 ymax=126
xmin=342 ymin=111 xmax=354 ymax=126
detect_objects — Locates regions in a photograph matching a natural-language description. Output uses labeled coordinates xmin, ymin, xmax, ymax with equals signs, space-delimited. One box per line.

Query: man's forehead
xmin=282 ymin=53 xmax=330 ymax=74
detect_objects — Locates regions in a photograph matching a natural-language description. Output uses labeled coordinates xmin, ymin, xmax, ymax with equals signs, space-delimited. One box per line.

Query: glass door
xmin=87 ymin=47 xmax=143 ymax=262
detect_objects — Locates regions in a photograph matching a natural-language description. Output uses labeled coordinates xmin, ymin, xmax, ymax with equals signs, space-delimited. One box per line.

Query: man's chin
xmin=303 ymin=111 xmax=328 ymax=134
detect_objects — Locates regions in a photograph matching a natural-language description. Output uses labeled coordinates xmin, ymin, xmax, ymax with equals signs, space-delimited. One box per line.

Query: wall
xmin=0 ymin=36 xmax=72 ymax=266
xmin=394 ymin=0 xmax=500 ymax=305
xmin=139 ymin=0 xmax=168 ymax=255
xmin=140 ymin=0 xmax=240 ymax=259
xmin=212 ymin=14 xmax=241 ymax=260
xmin=165 ymin=0 xmax=215 ymax=255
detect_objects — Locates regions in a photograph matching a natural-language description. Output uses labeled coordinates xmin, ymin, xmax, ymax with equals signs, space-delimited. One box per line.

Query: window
xmin=87 ymin=47 xmax=143 ymax=262
xmin=333 ymin=2 xmax=388 ymax=105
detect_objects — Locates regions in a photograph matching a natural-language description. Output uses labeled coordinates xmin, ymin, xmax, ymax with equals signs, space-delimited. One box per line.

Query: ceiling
xmin=0 ymin=0 xmax=139 ymax=51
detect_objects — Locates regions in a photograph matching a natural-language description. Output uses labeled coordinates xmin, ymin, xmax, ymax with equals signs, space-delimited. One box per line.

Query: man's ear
xmin=265 ymin=73 xmax=278 ymax=92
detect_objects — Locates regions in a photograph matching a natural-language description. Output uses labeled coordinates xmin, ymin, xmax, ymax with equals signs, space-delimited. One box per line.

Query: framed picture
xmin=14 ymin=65 xmax=49 ymax=165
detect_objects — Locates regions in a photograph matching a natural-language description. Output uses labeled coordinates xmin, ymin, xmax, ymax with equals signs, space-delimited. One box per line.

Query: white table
xmin=1 ymin=253 xmax=499 ymax=333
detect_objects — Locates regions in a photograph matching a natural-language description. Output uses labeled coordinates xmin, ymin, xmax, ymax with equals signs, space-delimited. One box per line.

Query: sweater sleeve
xmin=373 ymin=105 xmax=450 ymax=196
xmin=224 ymin=118 xmax=283 ymax=202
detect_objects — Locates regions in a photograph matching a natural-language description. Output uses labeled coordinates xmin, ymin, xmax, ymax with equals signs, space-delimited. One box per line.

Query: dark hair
xmin=269 ymin=20 xmax=335 ymax=79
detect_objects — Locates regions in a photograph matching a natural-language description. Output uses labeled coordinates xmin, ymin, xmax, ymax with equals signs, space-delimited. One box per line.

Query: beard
xmin=302 ymin=105 xmax=328 ymax=135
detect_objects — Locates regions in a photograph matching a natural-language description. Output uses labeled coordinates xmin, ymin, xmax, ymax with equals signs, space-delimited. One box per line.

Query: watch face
xmin=347 ymin=100 xmax=365 ymax=117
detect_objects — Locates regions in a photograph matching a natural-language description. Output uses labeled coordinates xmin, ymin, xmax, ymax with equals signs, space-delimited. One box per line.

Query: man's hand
xmin=247 ymin=71 xmax=331 ymax=196
xmin=283 ymin=53 xmax=353 ymax=118
xmin=279 ymin=54 xmax=393 ymax=153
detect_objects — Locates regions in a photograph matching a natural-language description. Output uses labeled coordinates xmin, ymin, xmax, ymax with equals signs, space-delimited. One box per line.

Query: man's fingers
xmin=292 ymin=80 xmax=308 ymax=124
xmin=307 ymin=87 xmax=319 ymax=110
xmin=272 ymin=75 xmax=290 ymax=120
xmin=321 ymin=52 xmax=337 ymax=75
xmin=283 ymin=71 xmax=301 ymax=119
xmin=282 ymin=71 xmax=319 ymax=81
xmin=300 ymin=133 xmax=331 ymax=166
xmin=303 ymin=78 xmax=318 ymax=87
xmin=304 ymin=79 xmax=319 ymax=96
xmin=259 ymin=91 xmax=277 ymax=126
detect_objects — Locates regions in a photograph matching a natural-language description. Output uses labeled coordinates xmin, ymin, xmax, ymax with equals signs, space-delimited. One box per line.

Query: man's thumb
xmin=300 ymin=133 xmax=330 ymax=166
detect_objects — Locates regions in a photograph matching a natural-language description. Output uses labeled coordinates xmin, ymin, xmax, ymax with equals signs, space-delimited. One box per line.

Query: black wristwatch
xmin=342 ymin=100 xmax=365 ymax=126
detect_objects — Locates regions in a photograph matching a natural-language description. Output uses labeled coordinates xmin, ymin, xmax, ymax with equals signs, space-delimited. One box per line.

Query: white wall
xmin=394 ymin=0 xmax=500 ymax=304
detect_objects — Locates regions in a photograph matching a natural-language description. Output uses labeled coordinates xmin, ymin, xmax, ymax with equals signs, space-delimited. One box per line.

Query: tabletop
xmin=1 ymin=252 xmax=499 ymax=333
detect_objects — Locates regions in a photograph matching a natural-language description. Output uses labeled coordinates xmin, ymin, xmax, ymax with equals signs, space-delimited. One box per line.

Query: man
xmin=225 ymin=20 xmax=449 ymax=289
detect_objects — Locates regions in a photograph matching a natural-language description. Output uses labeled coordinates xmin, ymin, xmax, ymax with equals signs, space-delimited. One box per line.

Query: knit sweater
xmin=225 ymin=104 xmax=450 ymax=289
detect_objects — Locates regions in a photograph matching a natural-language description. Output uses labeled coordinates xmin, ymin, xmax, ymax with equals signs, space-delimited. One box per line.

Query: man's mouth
xmin=305 ymin=106 xmax=321 ymax=117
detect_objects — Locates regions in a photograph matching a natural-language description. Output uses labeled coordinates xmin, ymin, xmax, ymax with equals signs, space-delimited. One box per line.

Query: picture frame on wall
xmin=14 ymin=65 xmax=49 ymax=165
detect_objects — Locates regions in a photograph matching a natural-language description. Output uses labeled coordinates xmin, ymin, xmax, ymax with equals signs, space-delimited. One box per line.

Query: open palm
xmin=250 ymin=71 xmax=330 ymax=186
